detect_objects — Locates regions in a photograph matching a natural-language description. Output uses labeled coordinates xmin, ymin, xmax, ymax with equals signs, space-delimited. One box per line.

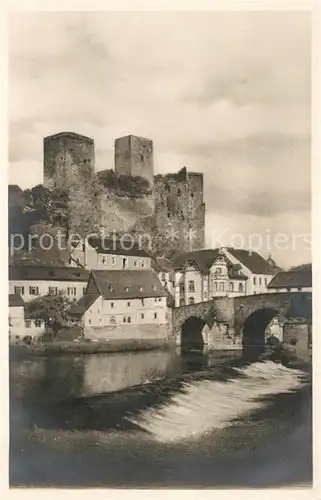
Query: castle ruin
xmin=43 ymin=131 xmax=205 ymax=254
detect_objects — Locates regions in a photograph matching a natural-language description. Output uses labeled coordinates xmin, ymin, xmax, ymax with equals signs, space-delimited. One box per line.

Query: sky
xmin=8 ymin=11 xmax=311 ymax=268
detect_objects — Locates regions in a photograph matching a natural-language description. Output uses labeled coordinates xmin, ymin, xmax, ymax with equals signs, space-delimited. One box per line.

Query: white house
xmin=70 ymin=236 xmax=152 ymax=271
xmin=170 ymin=247 xmax=280 ymax=306
xmin=9 ymin=294 xmax=25 ymax=342
xmin=220 ymin=248 xmax=281 ymax=295
xmin=9 ymin=265 xmax=89 ymax=302
xmin=267 ymin=265 xmax=312 ymax=293
xmin=9 ymin=293 xmax=46 ymax=342
xmin=68 ymin=269 xmax=169 ymax=339
xmin=172 ymin=249 xmax=249 ymax=306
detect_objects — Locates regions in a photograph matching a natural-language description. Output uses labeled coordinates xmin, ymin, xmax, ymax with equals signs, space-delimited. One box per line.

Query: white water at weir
xmin=128 ymin=361 xmax=306 ymax=443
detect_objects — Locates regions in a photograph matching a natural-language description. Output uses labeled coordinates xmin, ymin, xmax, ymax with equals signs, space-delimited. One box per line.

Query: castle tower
xmin=114 ymin=135 xmax=154 ymax=188
xmin=43 ymin=132 xmax=99 ymax=234
xmin=44 ymin=132 xmax=95 ymax=190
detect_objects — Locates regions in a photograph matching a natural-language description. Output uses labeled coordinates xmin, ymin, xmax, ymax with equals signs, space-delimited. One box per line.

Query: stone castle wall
xmin=154 ymin=168 xmax=205 ymax=253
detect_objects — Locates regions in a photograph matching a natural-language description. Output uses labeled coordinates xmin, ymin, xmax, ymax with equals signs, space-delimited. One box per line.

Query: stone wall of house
xmin=84 ymin=322 xmax=173 ymax=343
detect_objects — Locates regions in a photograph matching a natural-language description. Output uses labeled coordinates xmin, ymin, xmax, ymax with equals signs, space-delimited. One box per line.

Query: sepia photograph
xmin=8 ymin=7 xmax=313 ymax=489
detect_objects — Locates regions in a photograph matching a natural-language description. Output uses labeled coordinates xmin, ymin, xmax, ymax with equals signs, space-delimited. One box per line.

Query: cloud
xmin=8 ymin=11 xmax=311 ymax=266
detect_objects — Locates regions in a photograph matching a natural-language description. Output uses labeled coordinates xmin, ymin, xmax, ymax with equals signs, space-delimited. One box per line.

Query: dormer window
xmin=139 ymin=286 xmax=143 ymax=292
xmin=125 ymin=287 xmax=129 ymax=292
xmin=153 ymin=286 xmax=157 ymax=291
xmin=109 ymin=285 xmax=114 ymax=292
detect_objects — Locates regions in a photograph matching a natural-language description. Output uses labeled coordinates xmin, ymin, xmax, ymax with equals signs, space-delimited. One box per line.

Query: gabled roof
xmin=89 ymin=270 xmax=167 ymax=299
xmin=173 ymin=249 xmax=221 ymax=274
xmin=68 ymin=294 xmax=99 ymax=316
xmin=225 ymin=248 xmax=279 ymax=275
xmin=9 ymin=265 xmax=89 ymax=282
xmin=9 ymin=294 xmax=24 ymax=307
xmin=268 ymin=267 xmax=312 ymax=289
xmin=87 ymin=237 xmax=150 ymax=258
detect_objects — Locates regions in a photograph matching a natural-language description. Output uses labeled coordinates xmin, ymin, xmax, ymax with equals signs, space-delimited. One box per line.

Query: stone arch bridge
xmin=172 ymin=292 xmax=312 ymax=355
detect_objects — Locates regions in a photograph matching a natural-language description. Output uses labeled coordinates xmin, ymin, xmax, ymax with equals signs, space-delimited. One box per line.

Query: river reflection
xmin=10 ymin=348 xmax=241 ymax=402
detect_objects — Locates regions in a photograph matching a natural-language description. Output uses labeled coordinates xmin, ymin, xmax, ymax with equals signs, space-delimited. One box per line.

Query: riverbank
xmin=10 ymin=337 xmax=173 ymax=357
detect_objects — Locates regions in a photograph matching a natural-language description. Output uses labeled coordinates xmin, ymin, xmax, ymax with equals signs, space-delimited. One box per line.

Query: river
xmin=9 ymin=348 xmax=312 ymax=488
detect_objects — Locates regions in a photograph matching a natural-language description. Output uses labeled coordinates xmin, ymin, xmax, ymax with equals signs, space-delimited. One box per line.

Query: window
xmin=216 ymin=267 xmax=222 ymax=274
xmin=29 ymin=286 xmax=39 ymax=296
xmin=102 ymin=256 xmax=106 ymax=264
xmin=219 ymin=282 xmax=224 ymax=292
xmin=265 ymin=277 xmax=268 ymax=286
xmin=112 ymin=257 xmax=116 ymax=265
xmin=122 ymin=258 xmax=127 ymax=269
xmin=139 ymin=286 xmax=143 ymax=292
xmin=191 ymin=192 xmax=194 ymax=198
xmin=161 ymin=272 xmax=166 ymax=281
xmin=177 ymin=188 xmax=181 ymax=196
xmin=125 ymin=287 xmax=129 ymax=292
xmin=127 ymin=301 xmax=131 ymax=307
xmin=154 ymin=312 xmax=157 ymax=319
xmin=88 ymin=319 xmax=91 ymax=325
xmin=141 ymin=260 xmax=145 ymax=268
xmin=127 ymin=316 xmax=131 ymax=323
xmin=229 ymin=282 xmax=234 ymax=292
xmin=48 ymin=286 xmax=58 ymax=295
xmin=179 ymin=283 xmax=185 ymax=293
xmin=14 ymin=286 xmax=24 ymax=295
xmin=35 ymin=319 xmax=42 ymax=328
xmin=109 ymin=285 xmax=114 ymax=292
xmin=67 ymin=287 xmax=77 ymax=296
xmin=141 ymin=313 xmax=145 ymax=320
xmin=188 ymin=297 xmax=195 ymax=305
xmin=140 ymin=154 xmax=144 ymax=162
xmin=134 ymin=260 xmax=137 ymax=267
xmin=179 ymin=298 xmax=185 ymax=306
xmin=141 ymin=298 xmax=145 ymax=306
xmin=214 ymin=282 xmax=218 ymax=291
xmin=83 ymin=287 xmax=86 ymax=294
xmin=111 ymin=302 xmax=114 ymax=308
xmin=123 ymin=317 xmax=126 ymax=323
xmin=188 ymin=281 xmax=195 ymax=292
xmin=153 ymin=286 xmax=157 ymax=292
xmin=297 ymin=287 xmax=302 ymax=292
xmin=25 ymin=320 xmax=31 ymax=328
xmin=253 ymin=277 xmax=256 ymax=285
xmin=110 ymin=316 xmax=116 ymax=324
xmin=259 ymin=277 xmax=262 ymax=285
xmin=239 ymin=283 xmax=244 ymax=292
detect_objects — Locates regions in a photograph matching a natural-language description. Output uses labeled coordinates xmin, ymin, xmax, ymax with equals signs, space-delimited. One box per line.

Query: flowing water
xmin=9 ymin=347 xmax=312 ymax=487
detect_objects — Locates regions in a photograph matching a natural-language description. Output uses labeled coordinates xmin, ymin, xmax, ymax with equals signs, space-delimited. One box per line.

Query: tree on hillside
xmin=25 ymin=292 xmax=74 ymax=333
xmin=23 ymin=185 xmax=53 ymax=222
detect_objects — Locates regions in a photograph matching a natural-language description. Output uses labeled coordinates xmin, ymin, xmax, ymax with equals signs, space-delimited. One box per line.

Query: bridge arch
xmin=180 ymin=316 xmax=208 ymax=353
xmin=242 ymin=307 xmax=280 ymax=359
